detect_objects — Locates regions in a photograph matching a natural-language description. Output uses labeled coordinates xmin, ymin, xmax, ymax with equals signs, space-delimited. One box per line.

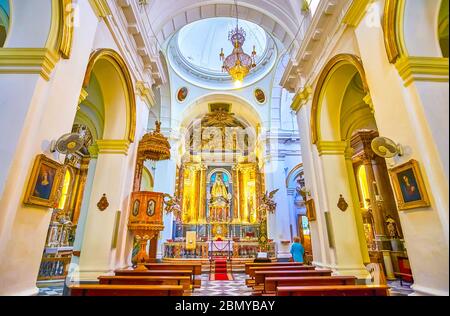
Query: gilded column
xmin=232 ymin=166 xmax=239 ymax=221
xmin=198 ymin=164 xmax=207 ymax=222
xmin=72 ymin=157 xmax=90 ymax=225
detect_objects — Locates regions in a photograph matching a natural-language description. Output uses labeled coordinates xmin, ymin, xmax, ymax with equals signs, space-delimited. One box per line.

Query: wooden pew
xmin=98 ymin=275 xmax=191 ymax=290
xmin=264 ymin=276 xmax=357 ymax=293
xmin=115 ymin=269 xmax=193 ymax=288
xmin=68 ymin=284 xmax=184 ymax=296
xmin=144 ymin=263 xmax=202 ymax=288
xmin=248 ymin=265 xmax=316 ymax=278
xmin=245 ymin=262 xmax=304 ymax=275
xmin=277 ymin=285 xmax=390 ymax=296
xmin=254 ymin=270 xmax=333 ymax=286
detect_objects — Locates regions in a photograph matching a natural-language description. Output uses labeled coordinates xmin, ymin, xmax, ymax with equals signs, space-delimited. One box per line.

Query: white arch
xmin=177 ymin=93 xmax=263 ymax=131
xmin=147 ymin=0 xmax=299 ymax=49
xmin=207 ymin=168 xmax=233 ymax=184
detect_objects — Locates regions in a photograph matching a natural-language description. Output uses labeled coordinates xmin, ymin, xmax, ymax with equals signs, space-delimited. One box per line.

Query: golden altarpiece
xmin=163 ymin=104 xmax=275 ymax=259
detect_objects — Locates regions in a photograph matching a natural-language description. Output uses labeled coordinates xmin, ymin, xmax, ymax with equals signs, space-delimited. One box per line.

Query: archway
xmin=310 ymin=54 xmax=408 ymax=280
xmin=146 ymin=1 xmax=299 ymax=50
xmin=36 ymin=48 xmax=137 ymax=283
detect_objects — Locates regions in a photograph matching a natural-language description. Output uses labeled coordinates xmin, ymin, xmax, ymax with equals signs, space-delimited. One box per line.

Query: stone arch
xmin=178 ymin=93 xmax=264 ymax=131
xmin=383 ymin=0 xmax=446 ymax=62
xmin=285 ymin=163 xmax=304 ymax=189
xmin=83 ymin=49 xmax=136 ymax=143
xmin=310 ymin=54 xmax=370 ymax=144
xmin=207 ymin=168 xmax=233 ymax=184
xmin=149 ymin=1 xmax=298 ymax=49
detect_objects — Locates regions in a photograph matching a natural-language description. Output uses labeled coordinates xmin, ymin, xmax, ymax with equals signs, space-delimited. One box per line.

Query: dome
xmin=167 ymin=17 xmax=278 ymax=90
xmin=177 ymin=18 xmax=267 ymax=74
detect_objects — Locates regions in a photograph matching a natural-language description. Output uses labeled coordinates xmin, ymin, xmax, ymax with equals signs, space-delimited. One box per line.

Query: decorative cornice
xmin=316 ymin=141 xmax=347 ymax=156
xmin=343 ymin=0 xmax=374 ymax=27
xmin=96 ymin=140 xmax=131 ymax=155
xmin=88 ymin=0 xmax=112 ymax=18
xmin=136 ymin=81 xmax=154 ymax=109
xmin=0 ymin=48 xmax=59 ymax=81
xmin=395 ymin=56 xmax=449 ymax=87
xmin=291 ymin=85 xmax=313 ymax=113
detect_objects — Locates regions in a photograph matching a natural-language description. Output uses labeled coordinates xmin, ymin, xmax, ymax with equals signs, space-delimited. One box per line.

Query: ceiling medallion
xmin=220 ymin=23 xmax=257 ymax=85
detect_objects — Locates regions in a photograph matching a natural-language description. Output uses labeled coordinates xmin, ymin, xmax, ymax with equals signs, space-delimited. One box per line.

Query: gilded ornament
xmin=337 ymin=195 xmax=349 ymax=212
xmin=97 ymin=194 xmax=109 ymax=211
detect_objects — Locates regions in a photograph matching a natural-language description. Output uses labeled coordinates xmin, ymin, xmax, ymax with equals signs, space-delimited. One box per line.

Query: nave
xmin=0 ymin=0 xmax=448 ymax=298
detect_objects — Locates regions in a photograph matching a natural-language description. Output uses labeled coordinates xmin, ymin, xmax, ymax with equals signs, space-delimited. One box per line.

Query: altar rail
xmin=37 ymin=257 xmax=71 ymax=281
xmin=164 ymin=241 xmax=276 ymax=259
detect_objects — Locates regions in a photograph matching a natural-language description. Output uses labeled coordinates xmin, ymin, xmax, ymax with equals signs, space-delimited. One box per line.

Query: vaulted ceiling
xmin=141 ymin=0 xmax=304 ymax=50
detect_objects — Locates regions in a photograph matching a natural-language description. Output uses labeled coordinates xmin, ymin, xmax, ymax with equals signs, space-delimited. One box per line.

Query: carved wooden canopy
xmin=138 ymin=121 xmax=171 ymax=161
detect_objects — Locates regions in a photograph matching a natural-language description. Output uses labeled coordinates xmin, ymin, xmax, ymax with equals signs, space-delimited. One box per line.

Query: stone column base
xmin=331 ymin=264 xmax=371 ymax=280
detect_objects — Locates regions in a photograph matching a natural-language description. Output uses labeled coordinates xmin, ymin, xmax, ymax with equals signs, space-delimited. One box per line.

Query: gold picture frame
xmin=389 ymin=159 xmax=430 ymax=210
xmin=24 ymin=154 xmax=65 ymax=208
xmin=305 ymin=199 xmax=316 ymax=221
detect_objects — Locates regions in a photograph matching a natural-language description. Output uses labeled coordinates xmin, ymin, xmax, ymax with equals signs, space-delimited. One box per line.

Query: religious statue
xmin=259 ymin=189 xmax=279 ymax=216
xmin=210 ymin=173 xmax=229 ymax=201
xmin=209 ymin=173 xmax=231 ymax=223
xmin=385 ymin=215 xmax=400 ymax=239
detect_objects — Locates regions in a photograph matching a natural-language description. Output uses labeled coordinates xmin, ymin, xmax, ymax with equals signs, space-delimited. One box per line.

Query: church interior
xmin=0 ymin=0 xmax=448 ymax=297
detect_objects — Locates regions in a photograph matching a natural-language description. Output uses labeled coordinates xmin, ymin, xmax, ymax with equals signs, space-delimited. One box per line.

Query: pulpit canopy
xmin=138 ymin=121 xmax=171 ymax=161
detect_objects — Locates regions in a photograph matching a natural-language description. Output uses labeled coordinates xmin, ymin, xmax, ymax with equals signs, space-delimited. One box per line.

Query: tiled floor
xmin=37 ymin=275 xmax=413 ymax=296
xmin=192 ymin=273 xmax=252 ymax=296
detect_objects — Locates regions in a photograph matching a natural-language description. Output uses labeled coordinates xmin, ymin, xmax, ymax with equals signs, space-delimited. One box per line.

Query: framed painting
xmin=254 ymin=88 xmax=266 ymax=104
xmin=177 ymin=87 xmax=188 ymax=103
xmin=24 ymin=154 xmax=65 ymax=208
xmin=305 ymin=199 xmax=316 ymax=221
xmin=389 ymin=159 xmax=430 ymax=210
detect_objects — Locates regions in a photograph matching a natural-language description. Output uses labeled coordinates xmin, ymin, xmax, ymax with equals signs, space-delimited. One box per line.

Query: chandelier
xmin=220 ymin=25 xmax=257 ymax=84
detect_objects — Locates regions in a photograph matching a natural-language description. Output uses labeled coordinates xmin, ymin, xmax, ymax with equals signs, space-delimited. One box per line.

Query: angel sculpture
xmin=259 ymin=189 xmax=279 ymax=215
xmin=163 ymin=194 xmax=181 ymax=221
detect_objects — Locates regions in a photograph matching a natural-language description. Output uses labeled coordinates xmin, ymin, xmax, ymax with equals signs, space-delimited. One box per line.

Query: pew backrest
xmin=264 ymin=276 xmax=357 ymax=293
xmin=245 ymin=262 xmax=304 ymax=274
xmin=144 ymin=263 xmax=202 ymax=275
xmin=69 ymin=284 xmax=184 ymax=296
xmin=277 ymin=285 xmax=390 ymax=296
xmin=254 ymin=270 xmax=332 ymax=285
xmin=98 ymin=276 xmax=191 ymax=290
xmin=248 ymin=265 xmax=315 ymax=277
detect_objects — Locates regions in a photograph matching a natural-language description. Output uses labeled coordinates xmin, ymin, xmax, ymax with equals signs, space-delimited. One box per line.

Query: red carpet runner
xmin=210 ymin=258 xmax=234 ymax=281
